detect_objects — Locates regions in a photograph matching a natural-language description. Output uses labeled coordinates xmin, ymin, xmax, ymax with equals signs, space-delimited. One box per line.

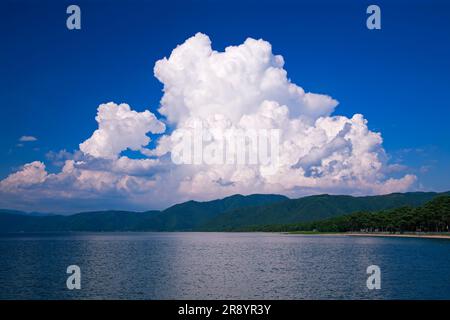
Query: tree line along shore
xmin=236 ymin=196 xmax=450 ymax=234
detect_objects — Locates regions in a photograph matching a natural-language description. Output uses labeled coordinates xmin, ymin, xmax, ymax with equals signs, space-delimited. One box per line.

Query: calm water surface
xmin=1 ymin=232 xmax=449 ymax=299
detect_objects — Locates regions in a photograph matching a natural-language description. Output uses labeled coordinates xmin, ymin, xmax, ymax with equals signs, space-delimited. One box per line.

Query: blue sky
xmin=0 ymin=0 xmax=449 ymax=211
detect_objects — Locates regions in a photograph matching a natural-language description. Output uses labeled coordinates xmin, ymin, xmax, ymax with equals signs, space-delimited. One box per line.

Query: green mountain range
xmin=0 ymin=194 xmax=287 ymax=232
xmin=0 ymin=191 xmax=448 ymax=232
xmin=201 ymin=191 xmax=449 ymax=230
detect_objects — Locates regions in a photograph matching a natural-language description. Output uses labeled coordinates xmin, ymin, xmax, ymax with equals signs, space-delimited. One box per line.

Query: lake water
xmin=0 ymin=232 xmax=450 ymax=299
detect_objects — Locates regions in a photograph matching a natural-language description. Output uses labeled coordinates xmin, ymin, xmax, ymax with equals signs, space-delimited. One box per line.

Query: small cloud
xmin=19 ymin=135 xmax=37 ymax=142
xmin=16 ymin=143 xmax=24 ymax=148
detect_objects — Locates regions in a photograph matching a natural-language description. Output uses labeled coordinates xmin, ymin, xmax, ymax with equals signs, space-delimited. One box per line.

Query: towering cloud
xmin=155 ymin=33 xmax=337 ymax=124
xmin=0 ymin=33 xmax=416 ymax=212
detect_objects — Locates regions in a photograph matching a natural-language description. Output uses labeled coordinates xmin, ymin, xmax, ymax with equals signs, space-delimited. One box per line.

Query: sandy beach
xmin=287 ymin=231 xmax=450 ymax=239
xmin=346 ymin=233 xmax=450 ymax=240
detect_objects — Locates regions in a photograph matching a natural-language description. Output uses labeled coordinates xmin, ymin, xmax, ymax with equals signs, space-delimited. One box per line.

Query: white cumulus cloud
xmin=0 ymin=33 xmax=417 ymax=212
xmin=150 ymin=33 xmax=416 ymax=201
xmin=155 ymin=33 xmax=337 ymax=124
xmin=79 ymin=102 xmax=166 ymax=159
xmin=0 ymin=161 xmax=48 ymax=191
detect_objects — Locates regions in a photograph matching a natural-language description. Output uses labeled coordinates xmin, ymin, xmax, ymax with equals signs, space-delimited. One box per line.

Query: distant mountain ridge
xmin=0 ymin=194 xmax=287 ymax=232
xmin=201 ymin=191 xmax=450 ymax=230
xmin=0 ymin=192 xmax=448 ymax=232
xmin=0 ymin=209 xmax=53 ymax=217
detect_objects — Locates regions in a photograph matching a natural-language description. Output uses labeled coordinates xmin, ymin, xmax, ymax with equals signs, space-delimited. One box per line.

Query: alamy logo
xmin=66 ymin=265 xmax=81 ymax=290
xmin=366 ymin=5 xmax=381 ymax=30
xmin=366 ymin=265 xmax=381 ymax=290
xmin=66 ymin=5 xmax=81 ymax=30
xmin=171 ymin=124 xmax=281 ymax=174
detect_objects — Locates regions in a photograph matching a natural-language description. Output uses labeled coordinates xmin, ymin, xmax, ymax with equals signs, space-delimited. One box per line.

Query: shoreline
xmin=1 ymin=231 xmax=450 ymax=240
xmin=347 ymin=233 xmax=450 ymax=239
xmin=287 ymin=231 xmax=450 ymax=239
